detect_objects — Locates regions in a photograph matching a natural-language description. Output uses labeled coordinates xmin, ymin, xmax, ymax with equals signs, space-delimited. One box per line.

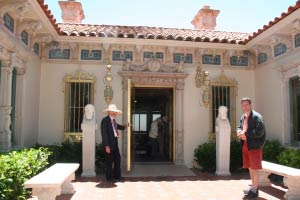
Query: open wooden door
xmin=122 ymin=78 xmax=134 ymax=172
xmin=126 ymin=78 xmax=132 ymax=172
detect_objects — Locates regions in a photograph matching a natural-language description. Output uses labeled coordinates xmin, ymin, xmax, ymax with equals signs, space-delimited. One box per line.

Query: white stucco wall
xmin=254 ymin=64 xmax=284 ymax=142
xmin=38 ymin=61 xmax=256 ymax=167
xmin=254 ymin=50 xmax=300 ymax=145
xmin=183 ymin=66 xmax=255 ymax=167
xmin=20 ymin=57 xmax=41 ymax=146
xmin=38 ymin=62 xmax=124 ymax=145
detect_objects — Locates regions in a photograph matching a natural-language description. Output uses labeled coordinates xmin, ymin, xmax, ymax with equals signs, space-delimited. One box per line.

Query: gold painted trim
xmin=173 ymin=87 xmax=176 ymax=163
xmin=127 ymin=79 xmax=131 ymax=172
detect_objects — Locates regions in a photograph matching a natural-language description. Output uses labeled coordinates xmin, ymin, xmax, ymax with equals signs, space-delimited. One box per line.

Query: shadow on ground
xmin=53 ymin=170 xmax=285 ymax=200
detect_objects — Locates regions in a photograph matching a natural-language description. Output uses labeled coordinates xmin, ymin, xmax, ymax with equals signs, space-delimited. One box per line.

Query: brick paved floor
xmin=29 ymin=170 xmax=286 ymax=200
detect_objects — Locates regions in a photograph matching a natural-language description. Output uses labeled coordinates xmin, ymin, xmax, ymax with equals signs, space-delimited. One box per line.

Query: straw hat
xmin=103 ymin=104 xmax=123 ymax=114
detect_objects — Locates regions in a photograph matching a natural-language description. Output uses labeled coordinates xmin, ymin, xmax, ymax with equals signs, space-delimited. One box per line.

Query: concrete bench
xmin=24 ymin=163 xmax=79 ymax=200
xmin=259 ymin=161 xmax=300 ymax=200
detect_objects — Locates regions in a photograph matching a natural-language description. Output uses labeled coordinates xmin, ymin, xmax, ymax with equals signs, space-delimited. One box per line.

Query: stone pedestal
xmin=81 ymin=105 xmax=97 ymax=177
xmin=215 ymin=106 xmax=231 ymax=176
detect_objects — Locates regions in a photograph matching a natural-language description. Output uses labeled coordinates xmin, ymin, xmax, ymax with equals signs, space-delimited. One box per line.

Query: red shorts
xmin=242 ymin=141 xmax=262 ymax=169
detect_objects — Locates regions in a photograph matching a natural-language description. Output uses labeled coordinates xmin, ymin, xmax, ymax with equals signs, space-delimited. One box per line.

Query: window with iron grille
xmin=211 ymin=85 xmax=236 ymax=133
xmin=64 ymin=82 xmax=94 ymax=133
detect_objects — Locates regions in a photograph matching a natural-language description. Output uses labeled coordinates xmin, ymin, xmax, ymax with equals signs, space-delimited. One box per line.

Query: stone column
xmin=175 ymin=79 xmax=184 ymax=164
xmin=0 ymin=61 xmax=13 ymax=151
xmin=13 ymin=67 xmax=26 ymax=147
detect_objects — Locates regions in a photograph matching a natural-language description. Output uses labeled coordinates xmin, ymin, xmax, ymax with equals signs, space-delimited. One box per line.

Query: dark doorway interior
xmin=131 ymin=87 xmax=173 ymax=163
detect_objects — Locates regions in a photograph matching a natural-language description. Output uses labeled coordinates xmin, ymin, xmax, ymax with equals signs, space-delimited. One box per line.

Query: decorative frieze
xmin=274 ymin=43 xmax=287 ymax=57
xmin=295 ymin=33 xmax=300 ymax=48
xmin=33 ymin=43 xmax=39 ymax=55
xmin=230 ymin=56 xmax=248 ymax=66
xmin=202 ymin=54 xmax=221 ymax=65
xmin=49 ymin=49 xmax=70 ymax=59
xmin=123 ymin=58 xmax=184 ymax=73
xmin=112 ymin=50 xmax=133 ymax=61
xmin=3 ymin=13 xmax=14 ymax=32
xmin=134 ymin=45 xmax=143 ymax=63
xmin=270 ymin=34 xmax=293 ymax=58
xmin=80 ymin=49 xmax=101 ymax=60
xmin=17 ymin=20 xmax=42 ymax=37
xmin=251 ymin=45 xmax=272 ymax=65
xmin=173 ymin=53 xmax=193 ymax=64
xmin=20 ymin=30 xmax=28 ymax=45
xmin=257 ymin=53 xmax=268 ymax=64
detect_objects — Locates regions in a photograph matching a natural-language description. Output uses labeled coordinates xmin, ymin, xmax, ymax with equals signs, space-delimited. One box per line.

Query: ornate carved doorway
xmin=118 ymin=59 xmax=189 ymax=171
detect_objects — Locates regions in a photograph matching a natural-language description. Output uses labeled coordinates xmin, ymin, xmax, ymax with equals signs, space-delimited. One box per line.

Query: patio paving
xmin=28 ymin=168 xmax=286 ymax=200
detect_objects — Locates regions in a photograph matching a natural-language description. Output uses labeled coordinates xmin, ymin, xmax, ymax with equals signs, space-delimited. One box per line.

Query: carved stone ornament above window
xmin=122 ymin=58 xmax=184 ymax=73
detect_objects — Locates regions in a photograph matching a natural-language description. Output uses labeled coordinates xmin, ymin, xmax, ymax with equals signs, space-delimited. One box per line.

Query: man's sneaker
xmin=243 ymin=188 xmax=251 ymax=194
xmin=245 ymin=189 xmax=259 ymax=199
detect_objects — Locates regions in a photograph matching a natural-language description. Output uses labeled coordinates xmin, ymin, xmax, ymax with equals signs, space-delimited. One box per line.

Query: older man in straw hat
xmin=101 ymin=104 xmax=127 ymax=182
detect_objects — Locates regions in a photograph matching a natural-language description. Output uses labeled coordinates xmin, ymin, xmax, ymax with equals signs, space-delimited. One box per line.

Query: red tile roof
xmin=37 ymin=0 xmax=60 ymax=33
xmin=58 ymin=23 xmax=249 ymax=44
xmin=244 ymin=0 xmax=300 ymax=44
xmin=37 ymin=0 xmax=300 ymax=45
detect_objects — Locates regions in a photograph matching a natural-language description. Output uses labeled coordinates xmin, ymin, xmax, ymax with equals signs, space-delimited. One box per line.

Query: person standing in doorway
xmin=148 ymin=117 xmax=160 ymax=157
xmin=237 ymin=97 xmax=266 ymax=199
xmin=158 ymin=116 xmax=168 ymax=156
xmin=148 ymin=116 xmax=168 ymax=157
xmin=101 ymin=104 xmax=127 ymax=182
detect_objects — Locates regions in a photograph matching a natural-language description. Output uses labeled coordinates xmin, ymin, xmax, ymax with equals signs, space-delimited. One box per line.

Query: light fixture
xmin=195 ymin=65 xmax=210 ymax=107
xmin=103 ymin=64 xmax=113 ymax=104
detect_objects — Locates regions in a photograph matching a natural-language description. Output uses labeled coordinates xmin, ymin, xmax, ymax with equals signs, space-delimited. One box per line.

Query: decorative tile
xmin=21 ymin=31 xmax=29 ymax=45
xmin=295 ymin=33 xmax=300 ymax=48
xmin=49 ymin=49 xmax=70 ymax=59
xmin=143 ymin=52 xmax=164 ymax=60
xmin=112 ymin=51 xmax=133 ymax=61
xmin=3 ymin=13 xmax=14 ymax=32
xmin=173 ymin=53 xmax=193 ymax=64
xmin=257 ymin=53 xmax=267 ymax=64
xmin=230 ymin=56 xmax=248 ymax=66
xmin=155 ymin=52 xmax=164 ymax=59
xmin=144 ymin=52 xmax=154 ymax=59
xmin=33 ymin=43 xmax=40 ymax=55
xmin=81 ymin=49 xmax=102 ymax=60
xmin=274 ymin=43 xmax=287 ymax=57
xmin=202 ymin=55 xmax=221 ymax=65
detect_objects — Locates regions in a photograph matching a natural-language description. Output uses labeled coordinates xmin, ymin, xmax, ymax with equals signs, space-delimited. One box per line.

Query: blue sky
xmin=46 ymin=0 xmax=297 ymax=33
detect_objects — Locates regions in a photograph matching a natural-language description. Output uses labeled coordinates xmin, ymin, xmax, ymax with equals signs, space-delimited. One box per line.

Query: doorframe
xmin=131 ymin=85 xmax=176 ymax=163
xmin=119 ymin=71 xmax=188 ymax=168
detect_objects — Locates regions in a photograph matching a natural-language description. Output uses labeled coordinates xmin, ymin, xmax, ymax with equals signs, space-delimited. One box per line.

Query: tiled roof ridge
xmin=57 ymin=22 xmax=250 ymax=35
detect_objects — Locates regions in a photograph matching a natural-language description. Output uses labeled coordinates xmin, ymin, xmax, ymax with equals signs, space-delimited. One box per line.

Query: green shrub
xmin=278 ymin=148 xmax=300 ymax=169
xmin=230 ymin=140 xmax=243 ymax=172
xmin=194 ymin=140 xmax=243 ymax=173
xmin=263 ymin=140 xmax=285 ymax=163
xmin=35 ymin=141 xmax=105 ymax=174
xmin=194 ymin=142 xmax=216 ymax=172
xmin=0 ymin=147 xmax=51 ymax=200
